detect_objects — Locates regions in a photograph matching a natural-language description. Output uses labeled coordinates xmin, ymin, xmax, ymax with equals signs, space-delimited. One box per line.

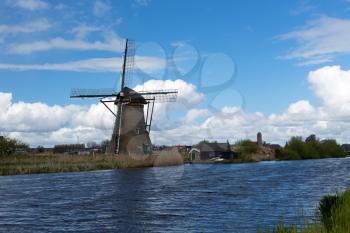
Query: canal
xmin=1 ymin=158 xmax=350 ymax=232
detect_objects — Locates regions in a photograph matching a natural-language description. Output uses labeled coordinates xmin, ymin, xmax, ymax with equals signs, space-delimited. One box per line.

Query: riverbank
xmin=259 ymin=189 xmax=350 ymax=233
xmin=0 ymin=152 xmax=183 ymax=176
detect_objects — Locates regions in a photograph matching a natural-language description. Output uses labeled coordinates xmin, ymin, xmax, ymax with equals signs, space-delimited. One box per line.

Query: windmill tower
xmin=70 ymin=39 xmax=178 ymax=155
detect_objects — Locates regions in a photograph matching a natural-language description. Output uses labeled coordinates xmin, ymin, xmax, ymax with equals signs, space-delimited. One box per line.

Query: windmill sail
xmin=108 ymin=39 xmax=130 ymax=154
xmin=124 ymin=40 xmax=135 ymax=88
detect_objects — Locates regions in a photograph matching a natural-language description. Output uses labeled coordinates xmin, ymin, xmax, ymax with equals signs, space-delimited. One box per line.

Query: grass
xmin=258 ymin=189 xmax=350 ymax=233
xmin=0 ymin=152 xmax=184 ymax=176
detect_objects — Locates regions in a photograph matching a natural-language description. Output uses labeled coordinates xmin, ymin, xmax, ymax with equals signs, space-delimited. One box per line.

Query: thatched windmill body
xmin=70 ymin=39 xmax=177 ymax=155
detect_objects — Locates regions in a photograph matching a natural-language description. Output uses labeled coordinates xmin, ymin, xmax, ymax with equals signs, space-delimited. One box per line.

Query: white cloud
xmin=0 ymin=19 xmax=51 ymax=36
xmin=134 ymin=79 xmax=204 ymax=106
xmin=71 ymin=25 xmax=101 ymax=39
xmin=183 ymin=109 xmax=210 ymax=123
xmin=0 ymin=79 xmax=204 ymax=147
xmin=0 ymin=92 xmax=115 ymax=146
xmin=0 ymin=56 xmax=165 ymax=73
xmin=8 ymin=0 xmax=49 ymax=10
xmin=286 ymin=100 xmax=315 ymax=115
xmin=3 ymin=66 xmax=350 ymax=147
xmin=93 ymin=0 xmax=111 ymax=17
xmin=8 ymin=32 xmax=124 ymax=54
xmin=278 ymin=16 xmax=350 ymax=65
xmin=308 ymin=66 xmax=350 ymax=108
xmin=133 ymin=0 xmax=152 ymax=7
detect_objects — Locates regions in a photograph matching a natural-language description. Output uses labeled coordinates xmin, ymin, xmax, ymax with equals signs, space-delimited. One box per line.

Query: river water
xmin=0 ymin=158 xmax=350 ymax=233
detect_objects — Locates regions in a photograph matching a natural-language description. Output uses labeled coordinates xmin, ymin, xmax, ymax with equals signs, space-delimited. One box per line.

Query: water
xmin=1 ymin=158 xmax=350 ymax=233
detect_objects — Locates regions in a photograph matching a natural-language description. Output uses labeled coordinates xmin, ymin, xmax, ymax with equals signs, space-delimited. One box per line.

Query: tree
xmin=100 ymin=140 xmax=110 ymax=153
xmin=235 ymin=140 xmax=258 ymax=155
xmin=0 ymin=136 xmax=29 ymax=156
xmin=37 ymin=145 xmax=45 ymax=153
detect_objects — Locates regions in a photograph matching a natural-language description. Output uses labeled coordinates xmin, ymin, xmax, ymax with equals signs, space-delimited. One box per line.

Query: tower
xmin=257 ymin=132 xmax=263 ymax=147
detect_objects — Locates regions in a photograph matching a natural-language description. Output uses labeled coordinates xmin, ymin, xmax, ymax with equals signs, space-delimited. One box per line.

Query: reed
xmin=0 ymin=152 xmax=184 ymax=176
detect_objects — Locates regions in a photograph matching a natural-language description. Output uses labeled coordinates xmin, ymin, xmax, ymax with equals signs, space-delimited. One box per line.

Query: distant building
xmin=54 ymin=144 xmax=85 ymax=154
xmin=265 ymin=144 xmax=282 ymax=150
xmin=152 ymin=145 xmax=171 ymax=151
xmin=189 ymin=141 xmax=237 ymax=161
xmin=171 ymin=145 xmax=191 ymax=153
xmin=305 ymin=134 xmax=317 ymax=143
xmin=29 ymin=147 xmax=54 ymax=154
xmin=257 ymin=132 xmax=263 ymax=147
xmin=342 ymin=144 xmax=350 ymax=155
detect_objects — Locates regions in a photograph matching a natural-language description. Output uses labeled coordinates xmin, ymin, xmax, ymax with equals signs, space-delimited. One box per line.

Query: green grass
xmin=0 ymin=152 xmax=183 ymax=176
xmin=258 ymin=189 xmax=350 ymax=233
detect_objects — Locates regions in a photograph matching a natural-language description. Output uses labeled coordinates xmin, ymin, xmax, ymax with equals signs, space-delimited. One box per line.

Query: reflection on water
xmin=1 ymin=158 xmax=350 ymax=233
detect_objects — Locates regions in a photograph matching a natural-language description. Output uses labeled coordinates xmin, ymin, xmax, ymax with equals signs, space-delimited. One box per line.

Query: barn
xmin=189 ymin=141 xmax=237 ymax=161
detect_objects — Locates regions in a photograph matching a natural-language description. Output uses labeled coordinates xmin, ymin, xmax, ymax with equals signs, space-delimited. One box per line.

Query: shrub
xmin=317 ymin=140 xmax=346 ymax=158
xmin=275 ymin=148 xmax=301 ymax=160
xmin=235 ymin=140 xmax=258 ymax=155
xmin=281 ymin=136 xmax=345 ymax=160
xmin=318 ymin=189 xmax=350 ymax=232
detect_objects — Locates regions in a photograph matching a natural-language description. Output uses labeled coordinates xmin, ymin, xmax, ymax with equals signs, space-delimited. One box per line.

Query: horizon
xmin=1 ymin=0 xmax=350 ymax=147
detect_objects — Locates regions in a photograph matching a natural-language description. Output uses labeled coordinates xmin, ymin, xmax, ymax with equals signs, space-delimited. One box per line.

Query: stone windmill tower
xmin=70 ymin=39 xmax=178 ymax=155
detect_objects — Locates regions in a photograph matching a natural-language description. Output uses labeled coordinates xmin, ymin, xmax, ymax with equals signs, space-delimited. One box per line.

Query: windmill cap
xmin=118 ymin=87 xmax=147 ymax=104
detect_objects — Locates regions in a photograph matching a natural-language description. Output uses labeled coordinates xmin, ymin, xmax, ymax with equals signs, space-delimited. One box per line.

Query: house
xmin=189 ymin=141 xmax=237 ymax=161
xmin=342 ymin=144 xmax=350 ymax=155
xmin=171 ymin=145 xmax=191 ymax=153
xmin=53 ymin=144 xmax=85 ymax=154
xmin=305 ymin=134 xmax=317 ymax=143
xmin=265 ymin=144 xmax=282 ymax=150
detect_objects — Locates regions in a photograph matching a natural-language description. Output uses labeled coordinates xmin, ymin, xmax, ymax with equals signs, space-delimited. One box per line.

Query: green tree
xmin=100 ymin=140 xmax=110 ymax=153
xmin=318 ymin=139 xmax=346 ymax=158
xmin=235 ymin=139 xmax=258 ymax=155
xmin=0 ymin=136 xmax=28 ymax=156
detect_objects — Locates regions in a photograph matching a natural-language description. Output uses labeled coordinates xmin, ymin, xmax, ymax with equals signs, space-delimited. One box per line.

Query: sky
xmin=1 ymin=0 xmax=350 ymax=147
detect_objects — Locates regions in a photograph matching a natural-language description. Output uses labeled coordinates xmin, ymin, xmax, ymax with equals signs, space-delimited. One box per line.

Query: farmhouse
xmin=342 ymin=144 xmax=350 ymax=155
xmin=189 ymin=141 xmax=237 ymax=161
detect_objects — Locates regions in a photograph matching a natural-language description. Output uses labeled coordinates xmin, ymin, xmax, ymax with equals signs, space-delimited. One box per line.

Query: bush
xmin=279 ymin=136 xmax=346 ymax=160
xmin=235 ymin=140 xmax=258 ymax=155
xmin=317 ymin=140 xmax=346 ymax=158
xmin=275 ymin=148 xmax=301 ymax=160
xmin=318 ymin=189 xmax=350 ymax=232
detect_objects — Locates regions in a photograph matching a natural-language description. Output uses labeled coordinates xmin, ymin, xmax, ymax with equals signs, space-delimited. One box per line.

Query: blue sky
xmin=1 ymin=0 xmax=350 ymax=146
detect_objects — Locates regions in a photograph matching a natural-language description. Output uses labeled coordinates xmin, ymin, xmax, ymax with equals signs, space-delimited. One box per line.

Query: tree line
xmin=276 ymin=136 xmax=346 ymax=160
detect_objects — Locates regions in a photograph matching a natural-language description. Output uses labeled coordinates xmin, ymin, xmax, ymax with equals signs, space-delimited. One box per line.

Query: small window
xmin=136 ymin=128 xmax=140 ymax=135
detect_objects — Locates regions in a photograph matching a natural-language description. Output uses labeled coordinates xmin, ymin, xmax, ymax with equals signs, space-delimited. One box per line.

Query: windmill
xmin=70 ymin=39 xmax=178 ymax=155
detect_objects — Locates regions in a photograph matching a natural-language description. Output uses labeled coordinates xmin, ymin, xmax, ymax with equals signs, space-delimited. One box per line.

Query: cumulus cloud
xmin=134 ymin=79 xmax=204 ymax=106
xmin=0 ymin=79 xmax=204 ymax=146
xmin=0 ymin=92 xmax=115 ymax=146
xmin=308 ymin=66 xmax=350 ymax=108
xmin=3 ymin=67 xmax=350 ymax=147
xmin=277 ymin=16 xmax=350 ymax=65
xmin=152 ymin=66 xmax=350 ymax=145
